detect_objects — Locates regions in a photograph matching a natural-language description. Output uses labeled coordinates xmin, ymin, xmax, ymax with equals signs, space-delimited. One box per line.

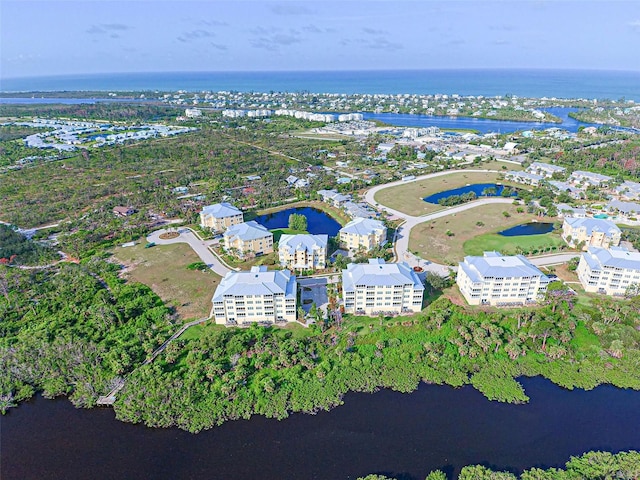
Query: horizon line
xmin=3 ymin=67 xmax=640 ymax=82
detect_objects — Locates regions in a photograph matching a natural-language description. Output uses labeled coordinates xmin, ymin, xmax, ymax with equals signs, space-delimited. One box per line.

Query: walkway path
xmin=147 ymin=228 xmax=232 ymax=277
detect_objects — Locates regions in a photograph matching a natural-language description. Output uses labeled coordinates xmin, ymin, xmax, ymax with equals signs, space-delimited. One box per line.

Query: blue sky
xmin=2 ymin=0 xmax=640 ymax=78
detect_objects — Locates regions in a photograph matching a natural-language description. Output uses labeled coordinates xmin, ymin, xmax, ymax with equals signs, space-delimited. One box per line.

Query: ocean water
xmin=2 ymin=69 xmax=640 ymax=100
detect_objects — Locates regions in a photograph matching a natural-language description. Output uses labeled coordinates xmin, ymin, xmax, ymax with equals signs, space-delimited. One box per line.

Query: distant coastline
xmin=2 ymin=69 xmax=640 ymax=100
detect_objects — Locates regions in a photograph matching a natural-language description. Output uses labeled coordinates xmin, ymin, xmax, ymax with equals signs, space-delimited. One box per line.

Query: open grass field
xmin=373 ymin=171 xmax=521 ymax=217
xmin=408 ymin=203 xmax=536 ymax=265
xmin=463 ymin=230 xmax=565 ymax=257
xmin=113 ymin=241 xmax=221 ymax=321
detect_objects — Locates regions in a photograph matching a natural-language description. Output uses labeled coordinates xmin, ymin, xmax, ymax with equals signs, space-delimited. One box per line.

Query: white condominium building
xmin=199 ymin=203 xmax=244 ymax=232
xmin=342 ymin=259 xmax=424 ymax=315
xmin=223 ymin=221 xmax=273 ymax=258
xmin=278 ymin=234 xmax=328 ymax=271
xmin=577 ymin=246 xmax=640 ymax=296
xmin=457 ymin=252 xmax=550 ymax=306
xmin=339 ymin=217 xmax=387 ymax=252
xmin=212 ymin=266 xmax=297 ymax=325
xmin=562 ymin=217 xmax=621 ymax=250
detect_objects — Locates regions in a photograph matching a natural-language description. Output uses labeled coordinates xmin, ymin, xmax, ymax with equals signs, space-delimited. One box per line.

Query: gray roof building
xmin=224 ymin=221 xmax=271 ymax=242
xmin=212 ymin=266 xmax=296 ymax=301
xmin=200 ymin=202 xmax=242 ymax=219
xmin=340 ymin=217 xmax=385 ymax=236
xmin=279 ymin=234 xmax=328 ymax=254
xmin=564 ymin=217 xmax=621 ymax=237
xmin=342 ymin=259 xmax=423 ymax=291
xmin=581 ymin=246 xmax=640 ymax=273
xmin=458 ymin=251 xmax=548 ymax=284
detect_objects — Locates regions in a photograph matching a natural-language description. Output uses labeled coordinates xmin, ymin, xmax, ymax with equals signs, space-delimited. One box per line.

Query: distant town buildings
xmin=561 ymin=217 xmax=621 ymax=250
xmin=223 ymin=221 xmax=273 ymax=258
xmin=505 ymin=170 xmax=543 ymax=186
xmin=185 ymin=108 xmax=202 ymax=118
xmin=577 ymin=246 xmax=640 ymax=296
xmin=456 ymin=252 xmax=550 ymax=306
xmin=211 ymin=266 xmax=297 ymax=325
xmin=342 ymin=259 xmax=424 ymax=315
xmin=278 ymin=234 xmax=328 ymax=271
xmin=199 ymin=203 xmax=244 ymax=232
xmin=339 ymin=217 xmax=387 ymax=252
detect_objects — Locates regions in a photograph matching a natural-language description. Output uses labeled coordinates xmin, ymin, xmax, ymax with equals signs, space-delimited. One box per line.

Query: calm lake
xmin=499 ymin=222 xmax=555 ymax=237
xmin=253 ymin=206 xmax=341 ymax=236
xmin=424 ymin=183 xmax=514 ymax=204
xmin=3 ymin=378 xmax=640 ymax=480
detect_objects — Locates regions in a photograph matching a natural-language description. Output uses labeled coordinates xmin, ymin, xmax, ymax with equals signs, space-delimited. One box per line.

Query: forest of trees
xmin=0 ymin=224 xmax=58 ymax=265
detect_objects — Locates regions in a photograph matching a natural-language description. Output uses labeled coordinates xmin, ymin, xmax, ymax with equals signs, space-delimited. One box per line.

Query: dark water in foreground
xmin=253 ymin=206 xmax=341 ymax=236
xmin=2 ymin=378 xmax=640 ymax=480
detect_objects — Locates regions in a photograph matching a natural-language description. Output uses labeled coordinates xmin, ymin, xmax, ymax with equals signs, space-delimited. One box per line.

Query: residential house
xmin=577 ymin=246 xmax=640 ymax=296
xmin=278 ymin=234 xmax=328 ymax=271
xmin=339 ymin=217 xmax=387 ymax=252
xmin=606 ymin=199 xmax=640 ymax=220
xmin=505 ymin=170 xmax=543 ymax=186
xmin=562 ymin=217 xmax=621 ymax=250
xmin=526 ymin=162 xmax=566 ymax=178
xmin=342 ymin=259 xmax=424 ymax=315
xmin=223 ymin=221 xmax=273 ymax=258
xmin=615 ymin=181 xmax=640 ymax=201
xmin=556 ymin=203 xmax=587 ymax=218
xmin=456 ymin=252 xmax=550 ymax=306
xmin=199 ymin=203 xmax=243 ymax=232
xmin=211 ymin=266 xmax=297 ymax=325
xmin=317 ymin=189 xmax=351 ymax=206
xmin=113 ymin=206 xmax=135 ymax=217
xmin=569 ymin=170 xmax=612 ymax=187
xmin=342 ymin=201 xmax=377 ymax=219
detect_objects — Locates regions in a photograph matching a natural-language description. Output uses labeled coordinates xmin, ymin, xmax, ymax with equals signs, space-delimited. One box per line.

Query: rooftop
xmin=224 ymin=221 xmax=272 ymax=242
xmin=342 ymin=259 xmax=423 ymax=291
xmin=212 ymin=266 xmax=296 ymax=300
xmin=279 ymin=234 xmax=328 ymax=254
xmin=340 ymin=217 xmax=386 ymax=236
xmin=459 ymin=251 xmax=548 ymax=283
xmin=564 ymin=217 xmax=621 ymax=236
xmin=201 ymin=202 xmax=242 ymax=219
xmin=583 ymin=246 xmax=640 ymax=272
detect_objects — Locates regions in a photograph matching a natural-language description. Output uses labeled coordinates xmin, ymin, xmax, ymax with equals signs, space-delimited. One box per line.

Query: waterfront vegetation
xmin=108 ymin=291 xmax=640 ymax=432
xmin=0 ymin=260 xmax=176 ymax=413
xmin=359 ymin=450 xmax=640 ymax=480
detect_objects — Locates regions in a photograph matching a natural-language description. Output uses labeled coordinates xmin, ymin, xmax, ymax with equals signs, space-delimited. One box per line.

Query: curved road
xmin=147 ymin=228 xmax=232 ymax=277
xmin=363 ymin=169 xmax=517 ymax=275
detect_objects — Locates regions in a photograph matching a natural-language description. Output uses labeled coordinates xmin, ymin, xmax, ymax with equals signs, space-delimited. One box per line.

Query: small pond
xmin=499 ymin=222 xmax=555 ymax=237
xmin=253 ymin=207 xmax=341 ymax=236
xmin=424 ymin=183 xmax=515 ymax=204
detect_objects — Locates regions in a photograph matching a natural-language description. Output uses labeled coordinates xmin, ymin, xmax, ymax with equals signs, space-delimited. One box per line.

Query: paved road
xmin=528 ymin=253 xmax=581 ymax=267
xmin=147 ymin=228 xmax=232 ymax=277
xmin=363 ymin=169 xmax=578 ymax=275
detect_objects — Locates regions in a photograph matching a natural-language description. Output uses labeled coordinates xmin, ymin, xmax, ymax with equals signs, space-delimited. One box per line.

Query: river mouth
xmin=498 ymin=222 xmax=555 ymax=236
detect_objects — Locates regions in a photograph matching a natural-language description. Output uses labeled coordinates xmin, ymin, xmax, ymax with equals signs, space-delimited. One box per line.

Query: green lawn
xmin=463 ymin=232 xmax=565 ymax=256
xmin=113 ymin=241 xmax=221 ymax=321
xmin=408 ymin=203 xmax=534 ymax=265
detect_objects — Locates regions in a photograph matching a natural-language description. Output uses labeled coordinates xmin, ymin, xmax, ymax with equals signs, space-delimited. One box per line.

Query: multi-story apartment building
xmin=211 ymin=266 xmax=297 ymax=325
xmin=562 ymin=217 xmax=621 ymax=250
xmin=339 ymin=217 xmax=387 ymax=252
xmin=223 ymin=221 xmax=273 ymax=258
xmin=576 ymin=246 xmax=640 ymax=296
xmin=456 ymin=252 xmax=550 ymax=306
xmin=278 ymin=234 xmax=328 ymax=271
xmin=342 ymin=259 xmax=424 ymax=315
xmin=199 ymin=203 xmax=243 ymax=232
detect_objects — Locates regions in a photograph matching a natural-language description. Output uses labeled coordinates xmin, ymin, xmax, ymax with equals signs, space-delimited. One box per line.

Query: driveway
xmin=147 ymin=228 xmax=232 ymax=277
